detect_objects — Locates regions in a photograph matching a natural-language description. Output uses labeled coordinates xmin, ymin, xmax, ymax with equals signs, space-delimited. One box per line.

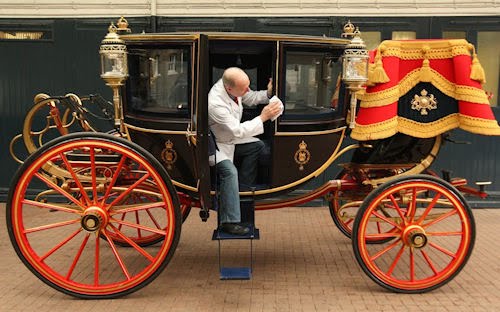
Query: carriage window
xmin=283 ymin=50 xmax=341 ymax=116
xmin=126 ymin=46 xmax=191 ymax=116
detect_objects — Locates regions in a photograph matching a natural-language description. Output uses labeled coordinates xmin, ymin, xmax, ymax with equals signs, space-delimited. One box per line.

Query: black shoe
xmin=219 ymin=223 xmax=250 ymax=235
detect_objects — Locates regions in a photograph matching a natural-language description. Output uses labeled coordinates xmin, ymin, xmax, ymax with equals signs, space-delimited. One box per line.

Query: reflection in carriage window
xmin=127 ymin=47 xmax=190 ymax=116
xmin=283 ymin=51 xmax=341 ymax=116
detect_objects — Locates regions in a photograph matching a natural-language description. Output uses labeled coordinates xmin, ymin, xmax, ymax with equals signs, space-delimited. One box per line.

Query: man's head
xmin=222 ymin=67 xmax=250 ymax=98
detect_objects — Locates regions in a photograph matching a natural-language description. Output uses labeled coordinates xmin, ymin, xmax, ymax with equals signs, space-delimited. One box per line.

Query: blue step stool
xmin=212 ymin=198 xmax=259 ymax=280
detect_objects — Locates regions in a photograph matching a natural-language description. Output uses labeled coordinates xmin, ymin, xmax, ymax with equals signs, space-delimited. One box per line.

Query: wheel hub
xmin=402 ymin=225 xmax=428 ymax=248
xmin=81 ymin=206 xmax=108 ymax=232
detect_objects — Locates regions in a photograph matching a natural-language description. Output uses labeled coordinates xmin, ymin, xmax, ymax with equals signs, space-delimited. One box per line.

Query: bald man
xmin=209 ymin=67 xmax=282 ymax=235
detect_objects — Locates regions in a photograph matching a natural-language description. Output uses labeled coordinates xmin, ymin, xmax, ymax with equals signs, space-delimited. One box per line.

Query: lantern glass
xmin=100 ymin=48 xmax=127 ymax=79
xmin=342 ymin=53 xmax=368 ymax=84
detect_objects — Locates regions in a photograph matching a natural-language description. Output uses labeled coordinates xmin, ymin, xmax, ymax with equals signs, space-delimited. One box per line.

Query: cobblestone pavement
xmin=1 ymin=203 xmax=500 ymax=312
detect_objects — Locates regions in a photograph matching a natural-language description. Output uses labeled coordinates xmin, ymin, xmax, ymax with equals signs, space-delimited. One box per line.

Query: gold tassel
xmin=367 ymin=53 xmax=390 ymax=84
xmin=470 ymin=53 xmax=486 ymax=84
xmin=420 ymin=59 xmax=433 ymax=82
xmin=419 ymin=45 xmax=432 ymax=82
xmin=366 ymin=63 xmax=376 ymax=86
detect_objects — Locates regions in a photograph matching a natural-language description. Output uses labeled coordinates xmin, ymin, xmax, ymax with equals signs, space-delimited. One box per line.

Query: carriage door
xmin=271 ymin=42 xmax=347 ymax=188
xmin=193 ymin=34 xmax=213 ymax=211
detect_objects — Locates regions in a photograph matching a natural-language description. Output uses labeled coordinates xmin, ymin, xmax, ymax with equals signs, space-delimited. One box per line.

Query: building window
xmin=0 ymin=21 xmax=53 ymax=41
xmin=442 ymin=31 xmax=466 ymax=39
xmin=362 ymin=31 xmax=382 ymax=51
xmin=0 ymin=31 xmax=45 ymax=40
xmin=477 ymin=31 xmax=500 ymax=107
xmin=392 ymin=31 xmax=416 ymax=40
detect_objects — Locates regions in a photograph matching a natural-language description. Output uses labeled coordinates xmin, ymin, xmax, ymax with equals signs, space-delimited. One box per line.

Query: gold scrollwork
xmin=161 ymin=140 xmax=177 ymax=170
xmin=411 ymin=89 xmax=438 ymax=115
xmin=294 ymin=140 xmax=311 ymax=171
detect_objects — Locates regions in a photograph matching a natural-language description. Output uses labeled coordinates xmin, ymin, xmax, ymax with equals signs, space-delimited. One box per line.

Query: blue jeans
xmin=216 ymin=141 xmax=264 ymax=224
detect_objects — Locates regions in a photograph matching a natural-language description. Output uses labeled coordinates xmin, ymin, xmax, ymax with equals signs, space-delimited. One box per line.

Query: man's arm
xmin=209 ymin=105 xmax=264 ymax=142
xmin=241 ymin=78 xmax=273 ymax=106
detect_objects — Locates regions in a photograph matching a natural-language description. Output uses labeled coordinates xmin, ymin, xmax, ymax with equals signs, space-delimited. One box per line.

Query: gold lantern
xmin=341 ymin=21 xmax=369 ymax=129
xmin=99 ymin=21 xmax=128 ymax=130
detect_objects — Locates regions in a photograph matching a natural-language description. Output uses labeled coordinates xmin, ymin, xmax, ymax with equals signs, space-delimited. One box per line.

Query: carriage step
xmin=212 ymin=225 xmax=260 ymax=240
xmin=214 ymin=198 xmax=257 ymax=280
xmin=220 ymin=267 xmax=252 ymax=280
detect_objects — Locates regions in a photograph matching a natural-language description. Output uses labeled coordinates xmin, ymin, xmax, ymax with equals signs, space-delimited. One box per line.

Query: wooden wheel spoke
xmin=24 ymin=218 xmax=80 ymax=234
xmin=365 ymin=232 xmax=399 ymax=240
xmin=410 ymin=247 xmax=415 ymax=282
xmin=388 ymin=194 xmax=407 ymax=226
xmin=95 ymin=234 xmax=100 ymax=286
xmin=427 ymin=231 xmax=464 ymax=236
xmin=100 ymin=155 xmax=128 ymax=206
xmin=416 ymin=193 xmax=442 ymax=224
xmin=34 ymin=173 xmax=85 ymax=211
xmin=135 ymin=210 xmax=141 ymax=238
xmin=41 ymin=228 xmax=82 ymax=261
xmin=108 ymin=224 xmax=155 ymax=262
xmin=110 ymin=218 xmax=166 ymax=236
xmin=60 ymin=152 xmax=92 ymax=206
xmin=420 ymin=250 xmax=439 ymax=276
xmin=371 ymin=210 xmax=402 ymax=230
xmin=387 ymin=245 xmax=405 ymax=277
xmin=106 ymin=173 xmax=151 ymax=209
xmin=369 ymin=238 xmax=402 ymax=261
xmin=422 ymin=209 xmax=458 ymax=228
xmin=101 ymin=231 xmax=131 ymax=280
xmin=428 ymin=241 xmax=457 ymax=259
xmin=90 ymin=147 xmax=98 ymax=204
xmin=22 ymin=199 xmax=81 ymax=214
xmin=66 ymin=233 xmax=90 ymax=280
xmin=145 ymin=208 xmax=162 ymax=230
xmin=110 ymin=201 xmax=167 ymax=215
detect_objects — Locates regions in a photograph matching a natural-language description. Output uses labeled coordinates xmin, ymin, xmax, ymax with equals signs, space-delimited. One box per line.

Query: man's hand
xmin=260 ymin=100 xmax=282 ymax=122
xmin=267 ymin=78 xmax=273 ymax=98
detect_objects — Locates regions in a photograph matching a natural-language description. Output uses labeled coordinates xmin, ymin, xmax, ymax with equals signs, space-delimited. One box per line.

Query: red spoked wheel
xmin=329 ymin=170 xmax=393 ymax=244
xmin=106 ymin=185 xmax=191 ymax=247
xmin=329 ymin=170 xmax=363 ymax=238
xmin=352 ymin=174 xmax=475 ymax=293
xmin=6 ymin=132 xmax=181 ymax=298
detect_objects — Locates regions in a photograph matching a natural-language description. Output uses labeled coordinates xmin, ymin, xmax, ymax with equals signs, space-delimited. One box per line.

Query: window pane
xmin=443 ymin=31 xmax=466 ymax=39
xmin=127 ymin=47 xmax=190 ymax=115
xmin=392 ymin=31 xmax=416 ymax=40
xmin=283 ymin=50 xmax=341 ymax=116
xmin=362 ymin=31 xmax=382 ymax=51
xmin=478 ymin=31 xmax=500 ymax=107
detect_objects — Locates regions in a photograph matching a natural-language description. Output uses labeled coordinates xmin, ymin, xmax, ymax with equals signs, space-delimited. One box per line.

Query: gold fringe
xmin=351 ymin=114 xmax=500 ymax=141
xmin=380 ymin=39 xmax=471 ymax=60
xmin=359 ymin=68 xmax=490 ymax=108
xmin=459 ymin=115 xmax=500 ymax=135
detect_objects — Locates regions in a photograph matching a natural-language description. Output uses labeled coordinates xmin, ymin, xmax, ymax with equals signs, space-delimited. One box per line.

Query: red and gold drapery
xmin=350 ymin=39 xmax=500 ymax=141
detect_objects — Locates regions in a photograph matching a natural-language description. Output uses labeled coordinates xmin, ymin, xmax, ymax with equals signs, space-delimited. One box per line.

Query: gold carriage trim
xmin=351 ymin=114 xmax=500 ymax=141
xmin=360 ymin=68 xmax=490 ymax=108
xmin=368 ymin=38 xmax=486 ymax=86
xmin=378 ymin=39 xmax=473 ymax=60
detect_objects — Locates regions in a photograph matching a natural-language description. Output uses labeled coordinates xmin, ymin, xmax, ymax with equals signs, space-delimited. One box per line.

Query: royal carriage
xmin=7 ymin=18 xmax=500 ymax=298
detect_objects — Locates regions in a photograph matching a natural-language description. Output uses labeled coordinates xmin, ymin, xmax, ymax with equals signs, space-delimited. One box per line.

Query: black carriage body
xmin=119 ymin=32 xmax=351 ymax=203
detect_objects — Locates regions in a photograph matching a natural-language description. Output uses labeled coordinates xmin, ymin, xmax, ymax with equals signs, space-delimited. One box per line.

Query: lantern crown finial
xmin=116 ymin=16 xmax=131 ymax=33
xmin=342 ymin=20 xmax=356 ymax=38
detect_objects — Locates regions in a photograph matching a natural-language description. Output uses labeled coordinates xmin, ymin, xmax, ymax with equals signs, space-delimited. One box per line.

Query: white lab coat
xmin=208 ymin=79 xmax=269 ymax=164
